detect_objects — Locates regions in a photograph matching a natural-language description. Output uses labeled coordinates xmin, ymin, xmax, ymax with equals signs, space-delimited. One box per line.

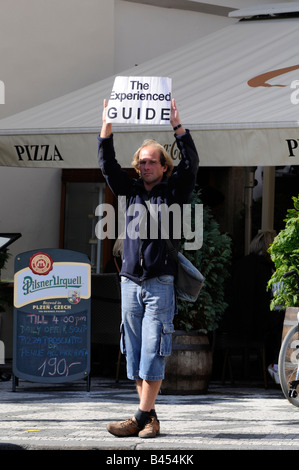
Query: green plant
xmin=0 ymin=251 xmax=9 ymax=271
xmin=175 ymin=189 xmax=232 ymax=333
xmin=268 ymin=194 xmax=299 ymax=309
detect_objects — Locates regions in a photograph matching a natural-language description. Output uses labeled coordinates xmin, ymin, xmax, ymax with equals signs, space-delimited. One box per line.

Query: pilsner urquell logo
xmin=22 ymin=275 xmax=83 ymax=296
xmin=29 ymin=252 xmax=53 ymax=275
xmin=22 ymin=276 xmax=82 ymax=295
xmin=22 ymin=252 xmax=82 ymax=296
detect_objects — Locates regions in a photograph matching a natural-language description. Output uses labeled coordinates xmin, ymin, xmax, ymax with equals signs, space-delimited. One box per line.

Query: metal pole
xmin=261 ymin=167 xmax=275 ymax=232
xmin=244 ymin=167 xmax=256 ymax=255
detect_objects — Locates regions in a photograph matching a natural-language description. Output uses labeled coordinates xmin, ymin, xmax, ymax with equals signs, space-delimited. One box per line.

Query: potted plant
xmin=0 ymin=250 xmax=9 ymax=272
xmin=268 ymin=194 xmax=299 ymax=338
xmin=162 ymin=189 xmax=232 ymax=394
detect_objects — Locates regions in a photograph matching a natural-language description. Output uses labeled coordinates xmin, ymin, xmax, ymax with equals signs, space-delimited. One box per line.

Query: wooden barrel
xmin=281 ymin=307 xmax=299 ymax=342
xmin=162 ymin=330 xmax=212 ymax=394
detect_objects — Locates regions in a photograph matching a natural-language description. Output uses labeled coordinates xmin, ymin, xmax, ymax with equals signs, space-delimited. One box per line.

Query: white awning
xmin=1 ymin=16 xmax=299 ymax=167
xmin=229 ymin=1 xmax=299 ymax=18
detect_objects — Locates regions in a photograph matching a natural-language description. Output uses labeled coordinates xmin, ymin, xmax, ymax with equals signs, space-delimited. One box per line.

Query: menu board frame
xmin=13 ymin=249 xmax=91 ymax=391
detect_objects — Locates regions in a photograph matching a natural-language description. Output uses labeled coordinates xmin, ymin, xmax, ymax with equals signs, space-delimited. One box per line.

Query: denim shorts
xmin=120 ymin=275 xmax=176 ymax=381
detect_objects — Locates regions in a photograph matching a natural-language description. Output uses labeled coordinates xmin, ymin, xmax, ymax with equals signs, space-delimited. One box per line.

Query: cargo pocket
xmin=159 ymin=322 xmax=175 ymax=357
xmin=120 ymin=322 xmax=126 ymax=355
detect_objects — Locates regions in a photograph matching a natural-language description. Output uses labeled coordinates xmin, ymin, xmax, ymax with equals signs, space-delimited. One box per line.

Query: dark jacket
xmin=97 ymin=130 xmax=199 ymax=283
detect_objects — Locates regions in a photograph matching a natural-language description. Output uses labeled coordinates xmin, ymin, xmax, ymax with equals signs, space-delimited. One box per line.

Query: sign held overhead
xmin=106 ymin=76 xmax=172 ymax=125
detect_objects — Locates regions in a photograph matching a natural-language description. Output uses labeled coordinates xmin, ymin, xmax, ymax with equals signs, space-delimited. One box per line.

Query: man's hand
xmin=100 ymin=99 xmax=112 ymax=138
xmin=170 ymin=98 xmax=185 ymax=135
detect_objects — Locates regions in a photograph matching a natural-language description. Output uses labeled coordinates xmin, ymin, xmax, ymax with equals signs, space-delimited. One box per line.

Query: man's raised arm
xmin=170 ymin=98 xmax=186 ymax=135
xmin=100 ymin=99 xmax=112 ymax=138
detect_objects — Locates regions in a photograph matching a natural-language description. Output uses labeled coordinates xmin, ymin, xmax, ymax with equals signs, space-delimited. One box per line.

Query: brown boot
xmin=107 ymin=417 xmax=141 ymax=437
xmin=138 ymin=416 xmax=160 ymax=438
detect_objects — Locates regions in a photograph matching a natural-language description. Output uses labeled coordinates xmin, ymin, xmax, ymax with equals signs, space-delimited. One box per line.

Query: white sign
xmin=106 ymin=76 xmax=172 ymax=125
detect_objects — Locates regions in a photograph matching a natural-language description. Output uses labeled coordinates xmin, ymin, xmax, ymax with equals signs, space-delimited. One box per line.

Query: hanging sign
xmin=13 ymin=249 xmax=91 ymax=390
xmin=106 ymin=76 xmax=172 ymax=125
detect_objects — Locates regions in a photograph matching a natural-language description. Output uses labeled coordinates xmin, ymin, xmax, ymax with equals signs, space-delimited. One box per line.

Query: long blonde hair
xmin=131 ymin=139 xmax=174 ymax=178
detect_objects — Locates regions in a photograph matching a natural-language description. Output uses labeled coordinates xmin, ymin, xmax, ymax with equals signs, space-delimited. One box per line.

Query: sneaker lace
xmin=121 ymin=418 xmax=135 ymax=428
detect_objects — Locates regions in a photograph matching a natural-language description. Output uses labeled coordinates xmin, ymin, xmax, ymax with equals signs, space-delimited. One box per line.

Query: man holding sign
xmin=98 ymin=93 xmax=199 ymax=438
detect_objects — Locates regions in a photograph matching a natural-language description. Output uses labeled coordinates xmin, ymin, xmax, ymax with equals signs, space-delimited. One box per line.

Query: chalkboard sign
xmin=13 ymin=249 xmax=91 ymax=391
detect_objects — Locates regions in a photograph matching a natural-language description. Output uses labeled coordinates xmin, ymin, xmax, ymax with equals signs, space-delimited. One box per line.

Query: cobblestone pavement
xmin=0 ymin=375 xmax=299 ymax=452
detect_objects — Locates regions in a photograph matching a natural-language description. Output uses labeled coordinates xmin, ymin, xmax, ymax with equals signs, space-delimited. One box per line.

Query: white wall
xmin=0 ymin=168 xmax=61 ymax=279
xmin=0 ymin=0 xmax=115 ymax=118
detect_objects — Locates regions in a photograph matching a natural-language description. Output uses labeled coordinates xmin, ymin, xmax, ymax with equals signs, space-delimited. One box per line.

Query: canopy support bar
xmin=261 ymin=167 xmax=276 ymax=234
